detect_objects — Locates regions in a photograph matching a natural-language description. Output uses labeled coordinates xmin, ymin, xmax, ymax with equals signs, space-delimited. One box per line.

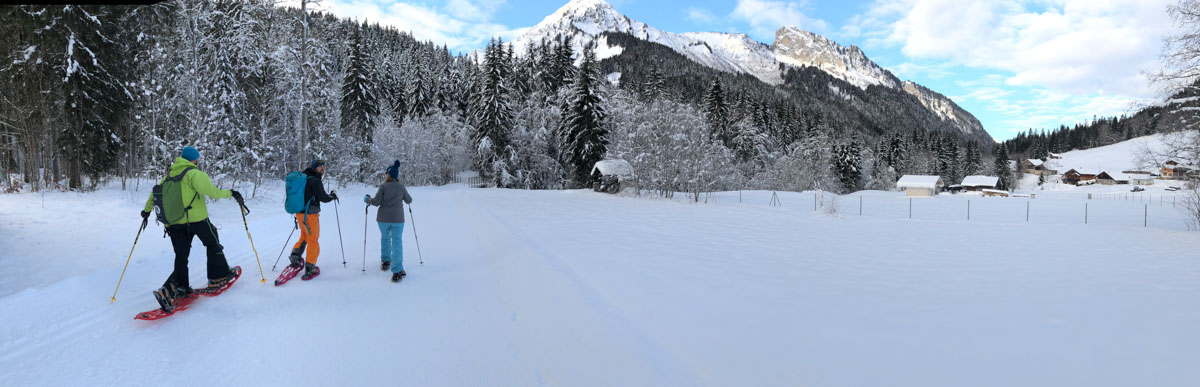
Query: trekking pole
xmin=334 ymin=198 xmax=347 ymax=268
xmin=239 ymin=204 xmax=267 ymax=283
xmin=111 ymin=218 xmax=148 ymax=302
xmin=271 ymin=223 xmax=298 ymax=271
xmin=362 ymin=203 xmax=369 ymax=275
xmin=409 ymin=207 xmax=424 ymax=265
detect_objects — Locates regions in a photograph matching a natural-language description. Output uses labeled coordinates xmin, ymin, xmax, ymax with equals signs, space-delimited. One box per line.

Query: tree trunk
xmin=67 ymin=158 xmax=81 ymax=190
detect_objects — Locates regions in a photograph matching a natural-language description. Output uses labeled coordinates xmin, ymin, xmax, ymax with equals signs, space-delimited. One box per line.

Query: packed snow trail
xmin=2 ymin=184 xmax=1200 ymax=386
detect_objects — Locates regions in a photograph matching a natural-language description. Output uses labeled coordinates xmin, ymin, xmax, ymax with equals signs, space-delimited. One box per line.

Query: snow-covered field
xmin=2 ymin=182 xmax=1199 ymax=386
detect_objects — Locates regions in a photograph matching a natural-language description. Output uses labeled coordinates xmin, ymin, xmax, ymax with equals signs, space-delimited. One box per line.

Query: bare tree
xmin=1183 ymin=180 xmax=1200 ymax=230
xmin=1143 ymin=0 xmax=1200 ymax=229
xmin=1150 ymin=0 xmax=1200 ymax=101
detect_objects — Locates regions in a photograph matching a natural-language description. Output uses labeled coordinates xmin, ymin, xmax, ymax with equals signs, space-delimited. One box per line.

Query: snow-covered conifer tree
xmin=559 ymin=45 xmax=609 ymax=186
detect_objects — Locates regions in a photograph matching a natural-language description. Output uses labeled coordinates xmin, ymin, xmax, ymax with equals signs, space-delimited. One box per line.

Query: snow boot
xmin=153 ymin=286 xmax=175 ymax=313
xmin=288 ymin=244 xmax=305 ymax=267
xmin=301 ymin=262 xmax=320 ymax=281
xmin=391 ymin=270 xmax=406 ymax=283
xmin=206 ymin=266 xmax=241 ymax=291
xmin=175 ymin=285 xmax=195 ymax=298
xmin=380 ymin=261 xmax=390 ymax=271
xmin=153 ymin=283 xmax=191 ymax=313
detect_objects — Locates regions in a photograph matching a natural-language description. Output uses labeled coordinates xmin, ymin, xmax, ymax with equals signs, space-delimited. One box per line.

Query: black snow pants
xmin=163 ymin=218 xmax=232 ymax=289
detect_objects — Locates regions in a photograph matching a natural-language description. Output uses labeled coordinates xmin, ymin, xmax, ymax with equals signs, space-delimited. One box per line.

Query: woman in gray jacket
xmin=364 ymin=160 xmax=414 ymax=282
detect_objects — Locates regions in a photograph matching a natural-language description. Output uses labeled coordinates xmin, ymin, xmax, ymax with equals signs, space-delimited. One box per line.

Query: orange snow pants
xmin=294 ymin=213 xmax=321 ymax=264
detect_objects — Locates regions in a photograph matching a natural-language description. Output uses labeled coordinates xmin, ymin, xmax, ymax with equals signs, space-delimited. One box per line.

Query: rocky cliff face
xmin=901 ymin=81 xmax=987 ymax=138
xmin=772 ymin=26 xmax=899 ymax=90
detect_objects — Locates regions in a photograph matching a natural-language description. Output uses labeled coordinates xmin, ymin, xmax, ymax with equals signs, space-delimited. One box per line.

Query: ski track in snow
xmin=2 ymin=183 xmax=1200 ymax=386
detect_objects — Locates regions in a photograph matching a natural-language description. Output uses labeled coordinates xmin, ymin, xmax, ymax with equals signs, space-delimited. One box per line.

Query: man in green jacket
xmin=140 ymin=146 xmax=245 ymax=312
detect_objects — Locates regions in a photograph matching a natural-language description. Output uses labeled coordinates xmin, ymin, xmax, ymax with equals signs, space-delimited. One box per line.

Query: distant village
xmin=894 ymin=154 xmax=1198 ymax=197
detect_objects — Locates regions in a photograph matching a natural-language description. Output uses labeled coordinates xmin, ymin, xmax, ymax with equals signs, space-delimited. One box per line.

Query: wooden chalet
xmin=1019 ymin=159 xmax=1056 ymax=176
xmin=1062 ymin=169 xmax=1098 ymax=186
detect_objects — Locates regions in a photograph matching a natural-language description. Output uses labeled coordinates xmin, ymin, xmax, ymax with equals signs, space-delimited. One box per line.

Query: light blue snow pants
xmin=378 ymin=222 xmax=404 ymax=273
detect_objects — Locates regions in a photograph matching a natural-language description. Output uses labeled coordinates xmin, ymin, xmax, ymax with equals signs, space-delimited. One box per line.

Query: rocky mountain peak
xmin=771 ymin=26 xmax=897 ymax=90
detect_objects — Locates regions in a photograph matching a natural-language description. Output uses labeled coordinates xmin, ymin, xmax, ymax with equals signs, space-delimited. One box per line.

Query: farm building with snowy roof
xmin=960 ymin=175 xmax=999 ymax=191
xmin=1020 ymin=159 xmax=1056 ymax=176
xmin=1161 ymin=160 xmax=1197 ymax=180
xmin=1062 ymin=168 xmax=1099 ymax=186
xmin=591 ymin=159 xmax=636 ymax=194
xmin=896 ymin=175 xmax=943 ymax=197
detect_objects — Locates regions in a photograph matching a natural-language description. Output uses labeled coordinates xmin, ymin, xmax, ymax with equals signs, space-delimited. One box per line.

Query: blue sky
xmin=316 ymin=0 xmax=1180 ymax=141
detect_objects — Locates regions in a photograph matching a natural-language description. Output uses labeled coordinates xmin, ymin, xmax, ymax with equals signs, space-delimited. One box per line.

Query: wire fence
xmin=719 ymin=190 xmax=1195 ymax=232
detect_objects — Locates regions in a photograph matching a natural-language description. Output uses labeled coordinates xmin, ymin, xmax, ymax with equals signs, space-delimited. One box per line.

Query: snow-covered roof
xmin=591 ymin=159 xmax=635 ymax=177
xmin=896 ymin=175 xmax=943 ymax=189
xmin=1023 ymin=159 xmax=1044 ymax=167
xmin=960 ymin=175 xmax=999 ymax=187
xmin=1064 ymin=168 xmax=1099 ymax=176
xmin=1099 ymin=172 xmax=1152 ymax=181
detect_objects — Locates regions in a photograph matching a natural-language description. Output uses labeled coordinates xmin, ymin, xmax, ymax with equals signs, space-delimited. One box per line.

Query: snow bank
xmin=1 ymin=184 xmax=1199 ymax=386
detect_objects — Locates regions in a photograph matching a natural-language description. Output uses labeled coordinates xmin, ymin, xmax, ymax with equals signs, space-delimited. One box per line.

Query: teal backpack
xmin=284 ymin=171 xmax=310 ymax=214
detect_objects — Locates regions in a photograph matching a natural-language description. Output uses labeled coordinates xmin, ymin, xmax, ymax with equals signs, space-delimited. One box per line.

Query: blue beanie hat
xmin=310 ymin=159 xmax=326 ymax=169
xmin=181 ymin=146 xmax=200 ymax=161
xmin=386 ymin=160 xmax=400 ymax=179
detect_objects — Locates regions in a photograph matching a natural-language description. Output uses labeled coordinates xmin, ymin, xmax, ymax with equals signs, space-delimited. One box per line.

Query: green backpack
xmin=152 ymin=167 xmax=198 ymax=226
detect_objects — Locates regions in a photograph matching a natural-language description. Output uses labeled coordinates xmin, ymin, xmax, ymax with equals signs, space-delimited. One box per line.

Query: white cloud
xmin=955 ymin=85 xmax=1147 ymax=135
xmin=685 ymin=7 xmax=716 ymax=25
xmin=849 ymin=0 xmax=1177 ymax=136
xmin=887 ymin=62 xmax=955 ymax=80
xmin=446 ymin=0 xmax=505 ymax=22
xmin=856 ymin=0 xmax=1175 ymax=98
xmin=730 ymin=0 xmax=831 ymax=41
xmin=320 ymin=0 xmax=520 ymax=52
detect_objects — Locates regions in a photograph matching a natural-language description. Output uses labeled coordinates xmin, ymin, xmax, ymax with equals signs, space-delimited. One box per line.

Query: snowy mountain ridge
xmin=509 ymin=0 xmax=990 ymax=141
xmin=509 ymin=0 xmax=784 ymax=84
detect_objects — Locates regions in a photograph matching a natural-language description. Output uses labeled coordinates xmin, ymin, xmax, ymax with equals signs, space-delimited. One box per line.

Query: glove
xmin=363 ymin=195 xmax=371 ymax=204
xmin=140 ymin=210 xmax=151 ymax=220
xmin=231 ymin=190 xmax=245 ymax=207
xmin=330 ymin=191 xmax=339 ymax=201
